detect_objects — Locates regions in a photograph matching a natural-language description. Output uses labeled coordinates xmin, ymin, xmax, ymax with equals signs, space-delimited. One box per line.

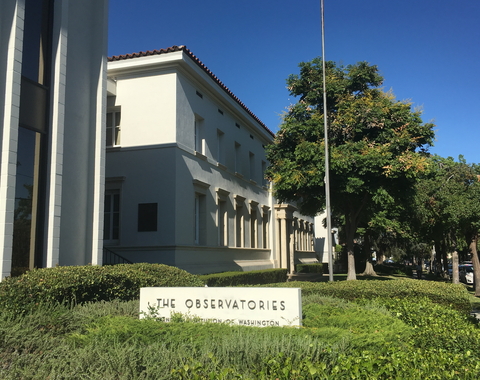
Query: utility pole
xmin=321 ymin=0 xmax=334 ymax=282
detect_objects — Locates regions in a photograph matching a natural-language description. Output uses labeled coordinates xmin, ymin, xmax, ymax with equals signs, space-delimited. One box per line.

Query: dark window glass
xmin=12 ymin=127 xmax=41 ymax=275
xmin=22 ymin=0 xmax=52 ymax=84
xmin=138 ymin=203 xmax=157 ymax=232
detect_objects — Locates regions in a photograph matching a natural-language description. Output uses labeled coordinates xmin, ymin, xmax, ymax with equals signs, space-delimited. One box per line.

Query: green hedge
xmin=200 ymin=269 xmax=288 ymax=287
xmin=261 ymin=278 xmax=472 ymax=314
xmin=0 ymin=263 xmax=204 ymax=314
xmin=296 ymin=263 xmax=323 ymax=274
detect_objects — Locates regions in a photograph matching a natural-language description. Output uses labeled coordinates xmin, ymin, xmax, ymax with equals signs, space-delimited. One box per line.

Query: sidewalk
xmin=287 ymin=273 xmax=325 ymax=282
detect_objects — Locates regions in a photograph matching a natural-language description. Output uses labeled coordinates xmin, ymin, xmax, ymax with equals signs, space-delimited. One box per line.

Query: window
xmin=193 ymin=180 xmax=209 ymax=245
xmin=250 ymin=207 xmax=257 ymax=248
xmin=249 ymin=152 xmax=255 ymax=182
xmin=12 ymin=0 xmax=54 ymax=274
xmin=217 ymin=129 xmax=224 ymax=165
xmin=217 ymin=188 xmax=230 ymax=247
xmin=262 ymin=207 xmax=269 ymax=248
xmin=106 ymin=109 xmax=121 ymax=147
xmin=194 ymin=115 xmax=205 ymax=155
xmin=194 ymin=194 xmax=206 ymax=245
xmin=235 ymin=195 xmax=246 ymax=247
xmin=138 ymin=203 xmax=157 ymax=232
xmin=104 ymin=191 xmax=120 ymax=241
xmin=234 ymin=142 xmax=241 ymax=174
xmin=261 ymin=161 xmax=268 ymax=187
xmin=218 ymin=199 xmax=228 ymax=246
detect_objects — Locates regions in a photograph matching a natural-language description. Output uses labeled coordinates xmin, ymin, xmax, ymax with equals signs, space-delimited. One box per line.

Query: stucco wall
xmin=105 ymin=145 xmax=177 ymax=247
xmin=111 ymin=70 xmax=177 ymax=147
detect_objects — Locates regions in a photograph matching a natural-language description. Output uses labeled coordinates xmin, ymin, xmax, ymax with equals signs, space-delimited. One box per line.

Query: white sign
xmin=139 ymin=287 xmax=302 ymax=327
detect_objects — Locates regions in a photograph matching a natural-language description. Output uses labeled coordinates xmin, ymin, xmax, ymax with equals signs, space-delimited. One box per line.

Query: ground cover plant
xmin=1 ymin=266 xmax=480 ymax=379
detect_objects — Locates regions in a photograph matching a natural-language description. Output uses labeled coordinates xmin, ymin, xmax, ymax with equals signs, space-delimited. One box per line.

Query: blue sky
xmin=109 ymin=0 xmax=480 ymax=163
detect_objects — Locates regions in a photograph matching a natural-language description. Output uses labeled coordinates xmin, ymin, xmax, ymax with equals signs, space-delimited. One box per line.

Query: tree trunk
xmin=452 ymin=250 xmax=459 ymax=284
xmin=362 ymin=261 xmax=377 ymax=276
xmin=469 ymin=233 xmax=480 ymax=297
xmin=346 ymin=239 xmax=357 ymax=280
xmin=442 ymin=242 xmax=449 ymax=278
xmin=429 ymin=246 xmax=435 ymax=274
xmin=345 ymin=219 xmax=357 ymax=280
xmin=416 ymin=257 xmax=423 ymax=280
xmin=377 ymin=253 xmax=385 ymax=265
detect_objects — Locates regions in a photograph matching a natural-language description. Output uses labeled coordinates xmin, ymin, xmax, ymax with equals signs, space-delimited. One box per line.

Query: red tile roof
xmin=109 ymin=45 xmax=274 ymax=137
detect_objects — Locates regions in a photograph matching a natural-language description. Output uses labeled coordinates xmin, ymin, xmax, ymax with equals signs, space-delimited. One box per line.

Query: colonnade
xmin=274 ymin=204 xmax=315 ymax=273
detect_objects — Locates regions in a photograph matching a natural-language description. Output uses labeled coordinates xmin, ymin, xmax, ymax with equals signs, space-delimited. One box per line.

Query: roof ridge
xmin=108 ymin=45 xmax=274 ymax=137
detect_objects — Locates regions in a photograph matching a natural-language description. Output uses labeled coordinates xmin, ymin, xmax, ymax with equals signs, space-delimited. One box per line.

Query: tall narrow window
xmin=104 ymin=190 xmax=120 ymax=242
xmin=250 ymin=208 xmax=257 ymax=248
xmin=193 ymin=180 xmax=209 ymax=245
xmin=235 ymin=195 xmax=246 ymax=247
xmin=262 ymin=207 xmax=269 ymax=249
xmin=194 ymin=194 xmax=207 ymax=245
xmin=249 ymin=152 xmax=255 ymax=182
xmin=21 ymin=0 xmax=52 ymax=85
xmin=234 ymin=142 xmax=241 ymax=175
xmin=236 ymin=204 xmax=243 ymax=247
xmin=261 ymin=160 xmax=268 ymax=187
xmin=217 ymin=188 xmax=230 ymax=247
xmin=12 ymin=128 xmax=43 ymax=274
xmin=218 ymin=200 xmax=227 ymax=246
xmin=12 ymin=0 xmax=54 ymax=275
xmin=216 ymin=129 xmax=224 ymax=165
xmin=194 ymin=115 xmax=205 ymax=155
xmin=106 ymin=109 xmax=121 ymax=147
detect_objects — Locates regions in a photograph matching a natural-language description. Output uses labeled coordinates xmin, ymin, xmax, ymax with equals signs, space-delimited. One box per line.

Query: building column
xmin=0 ymin=2 xmax=24 ymax=279
xmin=274 ymin=204 xmax=296 ymax=273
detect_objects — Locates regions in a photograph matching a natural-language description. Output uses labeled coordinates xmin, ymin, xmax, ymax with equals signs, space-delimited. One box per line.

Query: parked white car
xmin=459 ymin=265 xmax=474 ymax=284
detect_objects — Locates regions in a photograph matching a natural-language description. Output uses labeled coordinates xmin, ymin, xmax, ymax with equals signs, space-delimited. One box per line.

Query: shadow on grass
xmin=316 ymin=274 xmax=396 ymax=282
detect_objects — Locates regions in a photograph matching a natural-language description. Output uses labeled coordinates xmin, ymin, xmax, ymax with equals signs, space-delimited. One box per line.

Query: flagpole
xmin=321 ymin=0 xmax=334 ymax=282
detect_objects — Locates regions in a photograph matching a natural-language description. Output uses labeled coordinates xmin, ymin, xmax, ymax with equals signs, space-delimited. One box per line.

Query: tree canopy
xmin=266 ymin=58 xmax=435 ymax=280
xmin=412 ymin=155 xmax=480 ymax=293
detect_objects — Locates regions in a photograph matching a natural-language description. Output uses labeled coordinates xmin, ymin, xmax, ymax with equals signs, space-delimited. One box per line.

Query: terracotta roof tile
xmin=109 ymin=45 xmax=274 ymax=137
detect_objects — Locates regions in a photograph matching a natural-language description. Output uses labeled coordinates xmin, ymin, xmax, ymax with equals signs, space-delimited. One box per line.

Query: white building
xmin=105 ymin=46 xmax=317 ymax=274
xmin=0 ymin=0 xmax=108 ymax=279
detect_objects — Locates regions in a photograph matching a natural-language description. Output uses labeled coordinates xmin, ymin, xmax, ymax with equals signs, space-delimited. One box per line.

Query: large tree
xmin=412 ymin=156 xmax=480 ymax=291
xmin=266 ymin=59 xmax=435 ymax=280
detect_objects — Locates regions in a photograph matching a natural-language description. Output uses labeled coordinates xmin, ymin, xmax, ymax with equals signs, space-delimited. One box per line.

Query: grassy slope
xmin=1 ymin=276 xmax=480 ymax=379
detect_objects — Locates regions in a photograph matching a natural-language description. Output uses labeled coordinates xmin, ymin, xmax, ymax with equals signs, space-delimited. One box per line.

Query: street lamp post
xmin=320 ymin=0 xmax=334 ymax=282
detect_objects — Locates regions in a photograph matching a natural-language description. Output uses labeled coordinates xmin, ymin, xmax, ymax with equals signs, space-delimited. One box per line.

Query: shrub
xmin=296 ymin=263 xmax=323 ymax=274
xmin=200 ymin=269 xmax=287 ymax=287
xmin=379 ymin=297 xmax=480 ymax=354
xmin=302 ymin=298 xmax=412 ymax=350
xmin=0 ymin=263 xmax=204 ymax=313
xmin=261 ymin=278 xmax=472 ymax=314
